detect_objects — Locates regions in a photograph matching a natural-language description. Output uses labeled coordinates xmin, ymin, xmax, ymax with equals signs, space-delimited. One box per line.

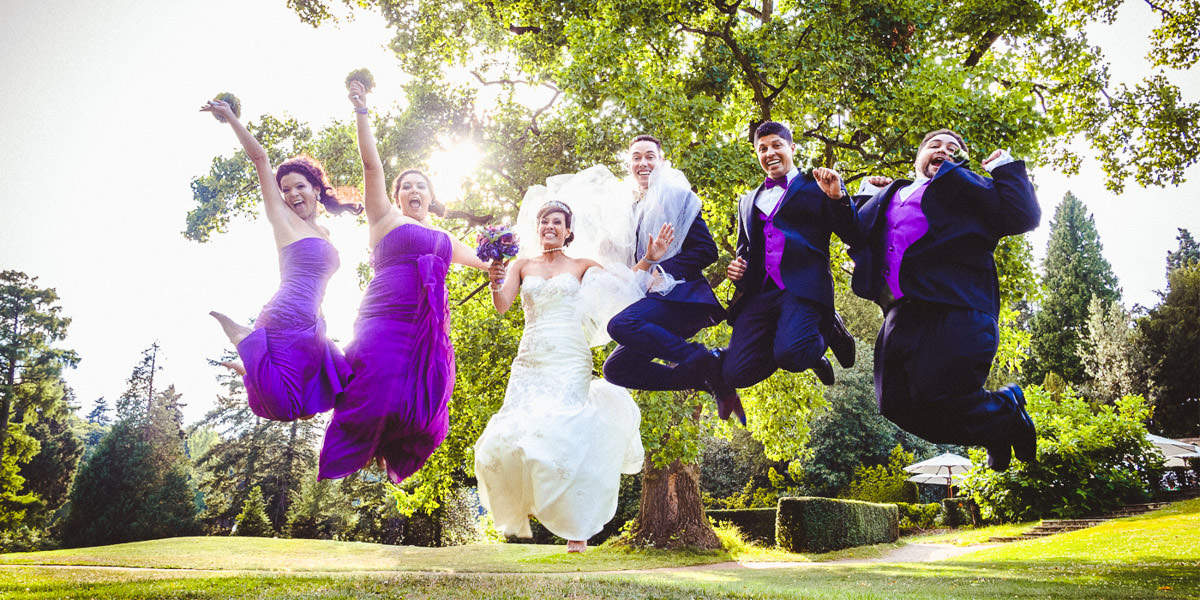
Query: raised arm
xmin=349 ymin=81 xmax=391 ymax=225
xmin=201 ymin=99 xmax=290 ymax=228
xmin=489 ymin=258 xmax=524 ymax=314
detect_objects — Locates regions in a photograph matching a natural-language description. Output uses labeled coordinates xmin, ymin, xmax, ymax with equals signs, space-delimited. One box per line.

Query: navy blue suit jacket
xmin=728 ymin=173 xmax=863 ymax=323
xmin=639 ymin=213 xmax=725 ymax=320
xmin=849 ymin=160 xmax=1040 ymax=319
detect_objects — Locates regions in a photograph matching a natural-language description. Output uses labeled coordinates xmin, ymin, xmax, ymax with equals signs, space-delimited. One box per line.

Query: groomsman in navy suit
xmin=723 ymin=121 xmax=860 ymax=390
xmin=850 ymin=129 xmax=1040 ymax=471
xmin=603 ymin=135 xmax=743 ymax=423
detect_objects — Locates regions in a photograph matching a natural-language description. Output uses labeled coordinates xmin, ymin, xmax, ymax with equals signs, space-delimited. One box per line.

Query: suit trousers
xmin=722 ymin=289 xmax=829 ymax=389
xmin=602 ymin=296 xmax=713 ymax=391
xmin=875 ymin=299 xmax=1019 ymax=448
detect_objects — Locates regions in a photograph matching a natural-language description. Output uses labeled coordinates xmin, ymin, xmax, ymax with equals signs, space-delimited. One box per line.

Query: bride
xmin=475 ymin=183 xmax=671 ymax=552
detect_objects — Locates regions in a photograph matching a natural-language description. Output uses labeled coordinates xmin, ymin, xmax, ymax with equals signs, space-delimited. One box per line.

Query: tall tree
xmin=1028 ymin=193 xmax=1121 ymax=384
xmin=0 ymin=271 xmax=79 ymax=472
xmin=60 ymin=359 xmax=199 ymax=547
xmin=1139 ymin=261 xmax=1200 ymax=437
xmin=1165 ymin=228 xmax=1200 ymax=273
xmin=1079 ymin=297 xmax=1147 ymax=404
xmin=193 ymin=361 xmax=321 ymax=533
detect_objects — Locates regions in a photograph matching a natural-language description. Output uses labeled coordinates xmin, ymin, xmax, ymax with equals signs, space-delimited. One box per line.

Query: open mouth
xmin=291 ymin=199 xmax=306 ymax=210
xmin=407 ymin=196 xmax=423 ymax=210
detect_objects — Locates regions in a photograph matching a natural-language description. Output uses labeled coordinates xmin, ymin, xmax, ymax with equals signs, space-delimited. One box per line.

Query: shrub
xmin=960 ymin=387 xmax=1163 ymax=522
xmin=843 ymin=445 xmax=919 ymax=503
xmin=776 ymin=497 xmax=898 ymax=553
xmin=941 ymin=497 xmax=975 ymax=527
xmin=234 ymin=486 xmax=272 ymax=537
xmin=895 ymin=502 xmax=941 ymax=530
xmin=706 ymin=508 xmax=776 ymax=546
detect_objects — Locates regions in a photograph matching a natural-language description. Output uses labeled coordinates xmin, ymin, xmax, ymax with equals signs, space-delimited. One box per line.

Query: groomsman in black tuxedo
xmin=850 ymin=129 xmax=1041 ymax=471
xmin=603 ymin=135 xmax=744 ymax=424
xmin=723 ymin=121 xmax=860 ymax=390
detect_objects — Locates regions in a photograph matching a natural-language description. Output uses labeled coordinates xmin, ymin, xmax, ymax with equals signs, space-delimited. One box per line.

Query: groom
xmin=849 ymin=129 xmax=1040 ymax=471
xmin=723 ymin=121 xmax=859 ymax=390
xmin=603 ymin=134 xmax=743 ymax=423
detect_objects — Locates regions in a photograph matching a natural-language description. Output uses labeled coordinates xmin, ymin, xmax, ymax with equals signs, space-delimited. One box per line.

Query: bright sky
xmin=1 ymin=0 xmax=1196 ymax=425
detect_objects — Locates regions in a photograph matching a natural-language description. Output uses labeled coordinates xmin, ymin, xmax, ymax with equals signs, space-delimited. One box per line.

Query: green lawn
xmin=3 ymin=499 xmax=1197 ymax=599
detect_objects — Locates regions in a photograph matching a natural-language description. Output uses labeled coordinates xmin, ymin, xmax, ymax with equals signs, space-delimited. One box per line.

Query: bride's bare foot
xmin=219 ymin=360 xmax=246 ymax=376
xmin=210 ymin=311 xmax=252 ymax=346
xmin=566 ymin=540 xmax=586 ymax=553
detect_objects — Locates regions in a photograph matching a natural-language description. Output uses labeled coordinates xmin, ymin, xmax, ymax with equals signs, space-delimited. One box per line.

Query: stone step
xmin=987 ymin=501 xmax=1172 ymax=543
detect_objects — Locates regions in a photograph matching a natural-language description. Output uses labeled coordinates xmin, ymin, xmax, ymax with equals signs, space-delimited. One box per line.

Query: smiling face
xmin=755 ymin=134 xmax=796 ymax=179
xmin=629 ymin=140 xmax=663 ymax=191
xmin=537 ymin=209 xmax=572 ymax=249
xmin=914 ymin=133 xmax=966 ymax=179
xmin=278 ymin=172 xmax=320 ymax=220
xmin=395 ymin=172 xmax=432 ymax=222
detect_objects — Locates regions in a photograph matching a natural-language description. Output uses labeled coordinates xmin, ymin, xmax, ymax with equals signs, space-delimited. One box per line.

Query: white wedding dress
xmin=474 ymin=271 xmax=644 ymax=541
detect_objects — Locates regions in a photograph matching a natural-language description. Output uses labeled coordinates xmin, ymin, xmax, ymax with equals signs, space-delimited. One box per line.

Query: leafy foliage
xmin=1079 ymin=296 xmax=1147 ymax=404
xmin=960 ymin=386 xmax=1161 ymax=522
xmin=842 ymin=444 xmax=919 ymax=504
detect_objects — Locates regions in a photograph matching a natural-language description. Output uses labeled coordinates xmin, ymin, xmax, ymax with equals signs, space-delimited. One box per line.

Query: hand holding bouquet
xmin=476 ymin=225 xmax=520 ymax=285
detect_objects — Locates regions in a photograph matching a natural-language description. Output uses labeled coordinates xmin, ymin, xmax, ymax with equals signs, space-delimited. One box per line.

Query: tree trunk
xmin=629 ymin=454 xmax=720 ymax=550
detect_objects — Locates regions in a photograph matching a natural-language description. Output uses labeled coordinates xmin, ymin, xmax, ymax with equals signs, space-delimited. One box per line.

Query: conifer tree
xmin=1139 ymin=261 xmax=1200 ymax=437
xmin=234 ymin=486 xmax=272 ymax=537
xmin=1028 ymin=193 xmax=1121 ymax=385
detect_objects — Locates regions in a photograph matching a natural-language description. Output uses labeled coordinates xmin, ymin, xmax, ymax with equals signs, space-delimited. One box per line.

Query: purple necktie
xmin=763 ymin=176 xmax=787 ymax=190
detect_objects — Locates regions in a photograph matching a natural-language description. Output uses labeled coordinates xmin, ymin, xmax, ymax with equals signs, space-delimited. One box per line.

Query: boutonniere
xmin=799 ymin=156 xmax=825 ymax=179
xmin=951 ymin=148 xmax=969 ymax=164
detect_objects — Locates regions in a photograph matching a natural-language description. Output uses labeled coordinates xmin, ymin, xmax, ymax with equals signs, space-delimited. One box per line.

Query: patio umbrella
xmin=904 ymin=453 xmax=972 ymax=498
xmin=905 ymin=473 xmax=963 ymax=485
xmin=1164 ymin=451 xmax=1200 ymax=468
xmin=1147 ymin=434 xmax=1200 ymax=458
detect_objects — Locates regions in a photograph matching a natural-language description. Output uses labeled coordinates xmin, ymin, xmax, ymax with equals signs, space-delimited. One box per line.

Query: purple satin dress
xmin=237 ymin=236 xmax=351 ymax=421
xmin=319 ymin=224 xmax=455 ymax=483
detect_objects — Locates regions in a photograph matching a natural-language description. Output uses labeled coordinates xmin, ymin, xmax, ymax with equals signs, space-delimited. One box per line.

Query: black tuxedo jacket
xmin=728 ymin=173 xmax=862 ymax=323
xmin=640 ymin=213 xmax=725 ymax=320
xmin=849 ymin=160 xmax=1040 ymax=319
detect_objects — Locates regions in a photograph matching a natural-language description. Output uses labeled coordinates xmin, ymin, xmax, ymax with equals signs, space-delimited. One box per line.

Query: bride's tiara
xmin=540 ymin=200 xmax=573 ymax=215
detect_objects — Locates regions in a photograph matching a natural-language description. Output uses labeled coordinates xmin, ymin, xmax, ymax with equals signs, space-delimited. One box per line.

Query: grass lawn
xmin=3 ymin=499 xmax=1196 ymax=599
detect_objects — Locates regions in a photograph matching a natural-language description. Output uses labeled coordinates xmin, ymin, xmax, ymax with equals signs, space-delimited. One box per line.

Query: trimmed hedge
xmin=941 ymin=497 xmax=975 ymax=527
xmin=776 ymin=497 xmax=899 ymax=553
xmin=895 ymin=502 xmax=941 ymax=530
xmin=707 ymin=508 xmax=776 ymax=545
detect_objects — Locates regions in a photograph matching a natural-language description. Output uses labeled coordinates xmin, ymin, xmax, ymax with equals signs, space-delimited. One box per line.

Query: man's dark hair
xmin=917 ymin=129 xmax=968 ymax=154
xmin=753 ymin=121 xmax=793 ymax=145
xmin=629 ymin=134 xmax=662 ymax=152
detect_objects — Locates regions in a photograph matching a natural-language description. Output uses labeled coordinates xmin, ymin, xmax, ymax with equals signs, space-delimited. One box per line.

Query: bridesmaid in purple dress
xmin=318 ymin=80 xmax=487 ymax=483
xmin=202 ymin=98 xmax=360 ymax=421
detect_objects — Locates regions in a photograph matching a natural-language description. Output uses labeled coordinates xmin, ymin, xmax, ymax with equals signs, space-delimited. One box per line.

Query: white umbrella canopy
xmin=1147 ymin=434 xmax=1200 ymax=457
xmin=904 ymin=452 xmax=973 ymax=475
xmin=905 ymin=473 xmax=964 ymax=485
xmin=1165 ymin=452 xmax=1200 ymax=468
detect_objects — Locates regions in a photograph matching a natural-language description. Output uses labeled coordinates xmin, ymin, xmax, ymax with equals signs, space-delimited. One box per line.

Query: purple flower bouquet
xmin=476 ymin=225 xmax=520 ymax=263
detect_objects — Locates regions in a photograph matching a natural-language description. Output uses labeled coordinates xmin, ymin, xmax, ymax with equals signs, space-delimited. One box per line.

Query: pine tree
xmin=193 ymin=358 xmax=320 ymax=533
xmin=1165 ymin=228 xmax=1200 ymax=273
xmin=234 ymin=486 xmax=273 ymax=537
xmin=0 ymin=271 xmax=79 ymax=473
xmin=1139 ymin=261 xmax=1200 ymax=437
xmin=1028 ymin=193 xmax=1121 ymax=385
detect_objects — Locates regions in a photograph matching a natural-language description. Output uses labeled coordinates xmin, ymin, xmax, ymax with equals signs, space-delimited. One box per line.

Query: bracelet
xmin=354 ymin=107 xmax=369 ymax=115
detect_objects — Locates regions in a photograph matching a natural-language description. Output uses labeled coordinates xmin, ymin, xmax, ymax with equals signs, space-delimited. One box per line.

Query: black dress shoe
xmin=811 ymin=356 xmax=835 ymax=386
xmin=987 ymin=444 xmax=1013 ymax=472
xmin=828 ymin=311 xmax=856 ymax=368
xmin=999 ymin=384 xmax=1037 ymax=463
xmin=704 ymin=349 xmax=746 ymax=426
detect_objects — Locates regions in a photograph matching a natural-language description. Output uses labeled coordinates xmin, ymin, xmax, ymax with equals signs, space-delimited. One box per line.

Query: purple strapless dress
xmin=319 ymin=224 xmax=455 ymax=483
xmin=237 ymin=237 xmax=351 ymax=421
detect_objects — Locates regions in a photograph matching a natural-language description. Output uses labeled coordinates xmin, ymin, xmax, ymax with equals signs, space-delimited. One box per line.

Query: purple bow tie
xmin=763 ymin=176 xmax=788 ymax=190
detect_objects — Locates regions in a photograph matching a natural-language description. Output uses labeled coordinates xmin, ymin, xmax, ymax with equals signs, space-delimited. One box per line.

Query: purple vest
xmin=757 ymin=209 xmax=787 ymax=290
xmin=882 ymin=181 xmax=931 ymax=300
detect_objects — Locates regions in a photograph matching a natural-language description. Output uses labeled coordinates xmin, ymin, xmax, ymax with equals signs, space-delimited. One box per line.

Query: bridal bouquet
xmin=475 ymin=225 xmax=520 ymax=263
xmin=210 ymin=92 xmax=241 ymax=123
xmin=345 ymin=68 xmax=376 ymax=93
